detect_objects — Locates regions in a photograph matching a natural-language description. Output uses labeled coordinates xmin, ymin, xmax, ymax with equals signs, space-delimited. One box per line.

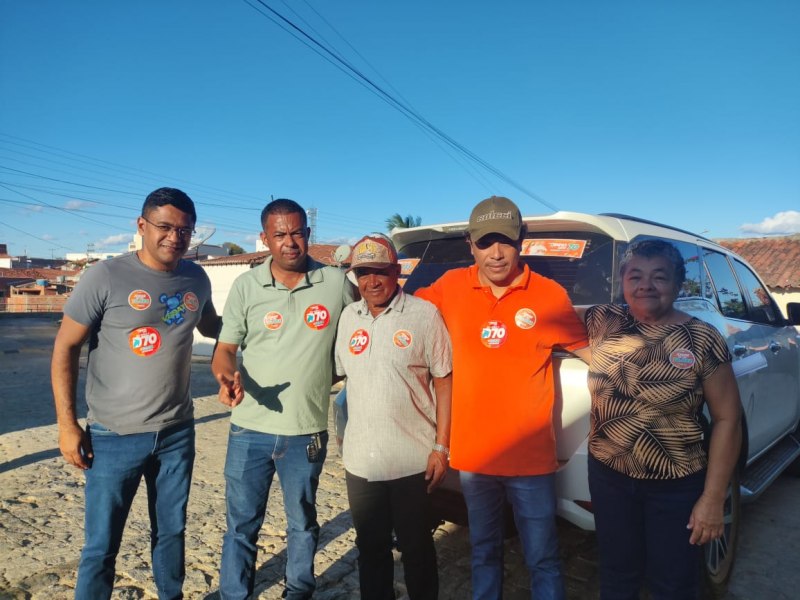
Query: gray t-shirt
xmin=65 ymin=252 xmax=212 ymax=434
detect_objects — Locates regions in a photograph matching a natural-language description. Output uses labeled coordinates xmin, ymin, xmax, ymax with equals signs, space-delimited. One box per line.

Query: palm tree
xmin=385 ymin=213 xmax=422 ymax=232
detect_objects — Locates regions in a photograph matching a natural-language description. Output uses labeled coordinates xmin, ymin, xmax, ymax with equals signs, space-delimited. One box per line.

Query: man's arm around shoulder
xmin=51 ymin=316 xmax=93 ymax=470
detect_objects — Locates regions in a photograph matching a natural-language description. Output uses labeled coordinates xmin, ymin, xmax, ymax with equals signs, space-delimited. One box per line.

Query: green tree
xmin=385 ymin=213 xmax=422 ymax=232
xmin=222 ymin=242 xmax=245 ymax=255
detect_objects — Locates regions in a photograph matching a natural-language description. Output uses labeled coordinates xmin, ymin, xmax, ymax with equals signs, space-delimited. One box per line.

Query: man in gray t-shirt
xmin=52 ymin=188 xmax=220 ymax=600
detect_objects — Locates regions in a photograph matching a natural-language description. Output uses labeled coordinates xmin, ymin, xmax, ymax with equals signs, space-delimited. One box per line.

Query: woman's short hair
xmin=619 ymin=239 xmax=686 ymax=286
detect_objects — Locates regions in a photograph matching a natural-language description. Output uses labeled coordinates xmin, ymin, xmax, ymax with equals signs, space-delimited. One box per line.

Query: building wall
xmin=773 ymin=288 xmax=800 ymax=320
xmin=192 ymin=262 xmax=252 ymax=356
xmin=1 ymin=295 xmax=67 ymax=313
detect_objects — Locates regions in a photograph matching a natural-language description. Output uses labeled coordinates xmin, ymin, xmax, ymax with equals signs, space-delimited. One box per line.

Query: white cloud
xmin=95 ymin=233 xmax=133 ymax=248
xmin=740 ymin=211 xmax=800 ymax=235
xmin=243 ymin=234 xmax=260 ymax=244
xmin=41 ymin=234 xmax=55 ymax=241
xmin=26 ymin=205 xmax=44 ymax=213
xmin=64 ymin=200 xmax=95 ymax=210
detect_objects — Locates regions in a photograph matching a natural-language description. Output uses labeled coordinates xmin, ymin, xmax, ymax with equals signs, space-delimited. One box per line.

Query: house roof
xmin=198 ymin=244 xmax=347 ymax=267
xmin=717 ymin=234 xmax=800 ymax=290
xmin=0 ymin=267 xmax=80 ymax=280
xmin=0 ymin=276 xmax=35 ymax=287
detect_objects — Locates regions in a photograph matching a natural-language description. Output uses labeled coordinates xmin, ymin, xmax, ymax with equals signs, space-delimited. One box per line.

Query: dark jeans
xmin=588 ymin=456 xmax=705 ymax=600
xmin=345 ymin=470 xmax=438 ymax=600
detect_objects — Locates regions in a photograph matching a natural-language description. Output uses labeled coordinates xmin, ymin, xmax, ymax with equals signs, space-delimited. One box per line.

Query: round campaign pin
xmin=304 ymin=304 xmax=331 ymax=330
xmin=515 ymin=308 xmax=537 ymax=329
xmin=128 ymin=290 xmax=151 ymax=311
xmin=669 ymin=348 xmax=696 ymax=370
xmin=393 ymin=329 xmax=413 ymax=349
xmin=349 ymin=328 xmax=370 ymax=355
xmin=128 ymin=326 xmax=161 ymax=357
xmin=480 ymin=320 xmax=508 ymax=348
xmin=183 ymin=292 xmax=199 ymax=312
xmin=264 ymin=311 xmax=284 ymax=330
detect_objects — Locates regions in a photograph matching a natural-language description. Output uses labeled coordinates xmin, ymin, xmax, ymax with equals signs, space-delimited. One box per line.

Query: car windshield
xmin=398 ymin=230 xmax=617 ymax=305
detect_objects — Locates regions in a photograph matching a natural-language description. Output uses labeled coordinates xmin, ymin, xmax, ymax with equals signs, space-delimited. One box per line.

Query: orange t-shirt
xmin=416 ymin=264 xmax=588 ymax=476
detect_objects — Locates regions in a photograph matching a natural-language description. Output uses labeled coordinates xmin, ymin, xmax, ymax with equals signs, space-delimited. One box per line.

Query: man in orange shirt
xmin=416 ymin=196 xmax=589 ymax=600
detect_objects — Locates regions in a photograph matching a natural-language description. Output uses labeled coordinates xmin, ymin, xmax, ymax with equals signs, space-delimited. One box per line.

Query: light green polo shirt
xmin=219 ymin=257 xmax=354 ymax=435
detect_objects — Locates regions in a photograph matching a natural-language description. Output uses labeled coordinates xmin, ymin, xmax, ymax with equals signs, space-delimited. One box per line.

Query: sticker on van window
xmin=398 ymin=258 xmax=420 ymax=276
xmin=521 ymin=239 xmax=587 ymax=259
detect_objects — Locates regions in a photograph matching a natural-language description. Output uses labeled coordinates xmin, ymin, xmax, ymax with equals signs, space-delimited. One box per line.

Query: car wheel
xmin=702 ymin=468 xmax=741 ymax=598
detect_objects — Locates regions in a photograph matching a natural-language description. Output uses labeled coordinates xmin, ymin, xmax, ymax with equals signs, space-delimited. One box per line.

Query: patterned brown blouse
xmin=586 ymin=304 xmax=732 ymax=480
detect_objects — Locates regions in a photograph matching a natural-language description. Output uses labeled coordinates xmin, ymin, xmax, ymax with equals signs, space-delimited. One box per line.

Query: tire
xmin=702 ymin=467 xmax=741 ymax=598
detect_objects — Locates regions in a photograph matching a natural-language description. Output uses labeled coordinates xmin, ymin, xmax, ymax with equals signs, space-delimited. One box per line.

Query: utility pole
xmin=307 ymin=207 xmax=318 ymax=245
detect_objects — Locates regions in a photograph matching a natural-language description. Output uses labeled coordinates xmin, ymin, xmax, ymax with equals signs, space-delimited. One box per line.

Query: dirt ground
xmin=1 ymin=315 xmax=799 ymax=599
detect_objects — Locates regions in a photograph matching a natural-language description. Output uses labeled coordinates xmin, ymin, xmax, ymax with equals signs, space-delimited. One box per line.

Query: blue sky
xmin=1 ymin=0 xmax=798 ymax=259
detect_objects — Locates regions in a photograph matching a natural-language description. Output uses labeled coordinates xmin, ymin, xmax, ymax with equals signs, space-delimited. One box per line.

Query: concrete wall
xmin=773 ymin=289 xmax=800 ymax=315
xmin=192 ymin=262 xmax=252 ymax=356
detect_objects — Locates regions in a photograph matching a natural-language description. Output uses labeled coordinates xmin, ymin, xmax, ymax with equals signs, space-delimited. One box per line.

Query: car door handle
xmin=769 ymin=341 xmax=782 ymax=353
xmin=733 ymin=344 xmax=748 ymax=357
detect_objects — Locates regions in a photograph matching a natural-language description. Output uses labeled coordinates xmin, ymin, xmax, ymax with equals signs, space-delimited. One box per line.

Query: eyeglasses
xmin=141 ymin=216 xmax=195 ymax=238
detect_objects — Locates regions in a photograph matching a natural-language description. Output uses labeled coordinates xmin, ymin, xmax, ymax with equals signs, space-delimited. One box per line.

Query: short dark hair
xmin=260 ymin=198 xmax=307 ymax=230
xmin=620 ymin=239 xmax=686 ymax=286
xmin=141 ymin=187 xmax=196 ymax=223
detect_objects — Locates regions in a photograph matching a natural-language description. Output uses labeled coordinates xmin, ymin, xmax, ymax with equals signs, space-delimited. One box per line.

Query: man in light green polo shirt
xmin=211 ymin=198 xmax=354 ymax=600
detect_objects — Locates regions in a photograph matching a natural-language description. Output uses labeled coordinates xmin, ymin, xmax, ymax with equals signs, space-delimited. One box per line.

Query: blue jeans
xmin=219 ymin=425 xmax=327 ymax=600
xmin=459 ymin=471 xmax=564 ymax=600
xmin=76 ymin=420 xmax=195 ymax=600
xmin=588 ymin=456 xmax=704 ymax=600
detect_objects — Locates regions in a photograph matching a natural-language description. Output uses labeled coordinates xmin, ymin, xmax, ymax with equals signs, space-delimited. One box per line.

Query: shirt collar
xmin=258 ymin=255 xmax=324 ymax=289
xmin=356 ymin=285 xmax=406 ymax=317
xmin=468 ymin=262 xmax=531 ymax=291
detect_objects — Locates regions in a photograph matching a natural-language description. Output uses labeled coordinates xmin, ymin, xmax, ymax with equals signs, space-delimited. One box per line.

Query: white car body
xmin=391 ymin=211 xmax=800 ymax=536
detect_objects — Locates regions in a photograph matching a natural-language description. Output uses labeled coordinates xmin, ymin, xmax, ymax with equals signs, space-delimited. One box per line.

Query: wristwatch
xmin=432 ymin=443 xmax=450 ymax=459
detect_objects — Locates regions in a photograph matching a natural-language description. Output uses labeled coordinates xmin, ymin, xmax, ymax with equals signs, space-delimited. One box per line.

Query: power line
xmin=242 ymin=0 xmax=558 ymax=212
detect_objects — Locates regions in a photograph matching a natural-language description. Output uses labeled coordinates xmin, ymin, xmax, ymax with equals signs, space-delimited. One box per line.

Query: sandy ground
xmin=1 ymin=316 xmax=799 ymax=599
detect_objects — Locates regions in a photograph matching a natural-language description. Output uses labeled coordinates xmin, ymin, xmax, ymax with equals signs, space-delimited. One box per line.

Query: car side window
xmin=731 ymin=259 xmax=780 ymax=325
xmin=702 ymin=250 xmax=747 ymax=319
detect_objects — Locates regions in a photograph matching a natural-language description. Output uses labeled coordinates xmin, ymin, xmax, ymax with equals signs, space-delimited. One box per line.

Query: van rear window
xmin=398 ymin=231 xmax=616 ymax=305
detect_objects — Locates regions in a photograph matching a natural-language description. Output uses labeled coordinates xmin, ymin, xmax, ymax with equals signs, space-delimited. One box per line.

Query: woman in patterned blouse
xmin=585 ymin=239 xmax=742 ymax=599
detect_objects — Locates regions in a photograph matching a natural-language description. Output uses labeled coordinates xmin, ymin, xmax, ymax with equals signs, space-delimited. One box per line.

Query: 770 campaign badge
xmin=349 ymin=329 xmax=370 ymax=355
xmin=480 ymin=320 xmax=507 ymax=348
xmin=304 ymin=304 xmax=331 ymax=330
xmin=129 ymin=326 xmax=161 ymax=357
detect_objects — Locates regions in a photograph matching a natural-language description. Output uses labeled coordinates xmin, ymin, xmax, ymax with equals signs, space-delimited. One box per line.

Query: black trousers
xmin=345 ymin=470 xmax=438 ymax=600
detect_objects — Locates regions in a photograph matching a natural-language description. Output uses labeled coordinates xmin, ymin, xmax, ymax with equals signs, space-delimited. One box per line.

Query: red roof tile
xmin=0 ymin=267 xmax=80 ymax=280
xmin=198 ymin=244 xmax=348 ymax=267
xmin=717 ymin=235 xmax=800 ymax=290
